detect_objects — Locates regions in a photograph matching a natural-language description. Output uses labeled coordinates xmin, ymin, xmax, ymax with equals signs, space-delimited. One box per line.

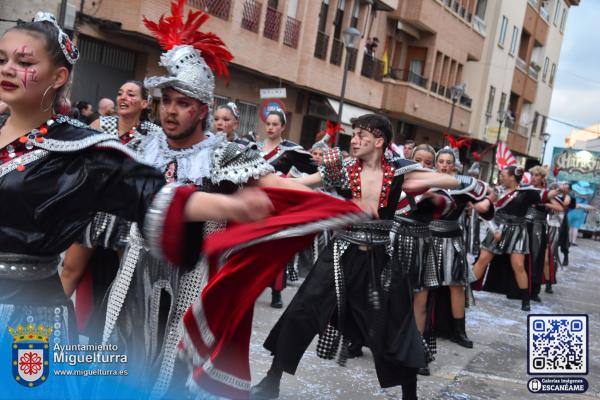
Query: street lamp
xmin=335 ymin=26 xmax=361 ymax=147
xmin=448 ymin=83 xmax=466 ymax=135
xmin=489 ymin=109 xmax=512 ymax=183
xmin=541 ymin=132 xmax=551 ymax=165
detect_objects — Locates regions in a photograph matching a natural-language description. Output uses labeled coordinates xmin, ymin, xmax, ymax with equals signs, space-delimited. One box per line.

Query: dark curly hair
xmin=351 ymin=113 xmax=393 ymax=148
xmin=505 ymin=165 xmax=524 ymax=183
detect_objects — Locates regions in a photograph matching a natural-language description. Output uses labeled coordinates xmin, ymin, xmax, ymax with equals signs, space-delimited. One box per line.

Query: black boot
xmin=545 ymin=282 xmax=554 ymax=294
xmin=520 ymin=289 xmax=530 ymax=312
xmin=250 ymin=365 xmax=282 ymax=399
xmin=417 ymin=367 xmax=430 ymax=376
xmin=347 ymin=341 xmax=363 ymax=358
xmin=270 ymin=290 xmax=283 ymax=309
xmin=451 ymin=317 xmax=473 ymax=349
xmin=402 ymin=381 xmax=418 ymax=400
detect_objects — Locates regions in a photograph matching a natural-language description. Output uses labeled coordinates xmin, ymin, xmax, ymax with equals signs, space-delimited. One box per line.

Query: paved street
xmin=249 ymin=238 xmax=600 ymax=399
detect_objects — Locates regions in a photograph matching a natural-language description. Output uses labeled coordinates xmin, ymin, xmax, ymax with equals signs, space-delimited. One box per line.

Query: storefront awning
xmin=326 ymin=98 xmax=375 ymax=136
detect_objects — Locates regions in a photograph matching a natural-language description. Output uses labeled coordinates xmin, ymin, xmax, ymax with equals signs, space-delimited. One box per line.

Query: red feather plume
xmin=143 ymin=0 xmax=233 ymax=79
xmin=444 ymin=133 xmax=471 ymax=149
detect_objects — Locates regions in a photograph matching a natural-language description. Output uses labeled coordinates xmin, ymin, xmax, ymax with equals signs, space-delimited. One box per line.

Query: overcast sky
xmin=544 ymin=1 xmax=600 ymax=163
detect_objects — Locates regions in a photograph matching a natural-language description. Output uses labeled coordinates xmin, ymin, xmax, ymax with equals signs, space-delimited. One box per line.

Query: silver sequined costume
xmin=102 ymin=132 xmax=273 ymax=397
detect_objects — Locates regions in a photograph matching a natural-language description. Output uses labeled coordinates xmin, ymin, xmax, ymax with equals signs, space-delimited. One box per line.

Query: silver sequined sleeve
xmin=318 ymin=148 xmax=349 ymax=189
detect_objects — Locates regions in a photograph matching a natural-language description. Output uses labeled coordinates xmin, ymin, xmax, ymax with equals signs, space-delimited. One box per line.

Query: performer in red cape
xmin=176 ymin=188 xmax=367 ymax=399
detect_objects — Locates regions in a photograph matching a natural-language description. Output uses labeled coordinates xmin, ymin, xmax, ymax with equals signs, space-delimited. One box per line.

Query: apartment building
xmin=0 ymin=0 xmax=578 ymax=165
xmin=465 ymin=0 xmax=579 ymax=178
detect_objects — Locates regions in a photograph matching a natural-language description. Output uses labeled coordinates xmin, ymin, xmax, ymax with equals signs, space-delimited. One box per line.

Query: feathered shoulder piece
xmin=143 ymin=0 xmax=233 ymax=78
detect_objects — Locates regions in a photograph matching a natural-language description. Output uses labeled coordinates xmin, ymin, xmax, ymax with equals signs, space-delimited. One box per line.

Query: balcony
xmin=389 ymin=68 xmax=428 ymax=89
xmin=314 ymin=31 xmax=329 ymax=60
xmin=361 ymin=56 xmax=384 ymax=81
xmin=507 ymin=128 xmax=529 ymax=154
xmin=540 ymin=6 xmax=550 ymax=22
xmin=527 ymin=0 xmax=538 ymax=8
xmin=330 ymin=38 xmax=344 ymax=66
xmin=241 ymin=0 xmax=262 ymax=33
xmin=187 ymin=0 xmax=231 ymax=20
xmin=528 ymin=64 xmax=540 ymax=80
xmin=382 ymin=81 xmax=471 ymax=134
xmin=516 ymin=57 xmax=527 ymax=71
xmin=283 ymin=16 xmax=301 ymax=48
xmin=459 ymin=95 xmax=472 ymax=108
xmin=472 ymin=15 xmax=486 ymax=36
xmin=263 ymin=7 xmax=282 ymax=41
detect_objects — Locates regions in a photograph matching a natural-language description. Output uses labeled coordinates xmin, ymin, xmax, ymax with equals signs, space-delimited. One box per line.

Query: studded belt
xmin=525 ymin=208 xmax=547 ymax=222
xmin=392 ymin=216 xmax=430 ymax=238
xmin=496 ymin=213 xmax=525 ymax=225
xmin=0 ymin=253 xmax=60 ymax=280
xmin=429 ymin=219 xmax=462 ymax=237
xmin=335 ymin=220 xmax=393 ymax=246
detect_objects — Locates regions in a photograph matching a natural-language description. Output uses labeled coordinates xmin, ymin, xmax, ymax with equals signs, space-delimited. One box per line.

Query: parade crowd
xmin=0 ymin=2 xmax=591 ymax=399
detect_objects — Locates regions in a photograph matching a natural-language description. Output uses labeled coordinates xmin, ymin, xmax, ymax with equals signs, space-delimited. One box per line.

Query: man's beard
xmin=164 ymin=122 xmax=199 ymax=142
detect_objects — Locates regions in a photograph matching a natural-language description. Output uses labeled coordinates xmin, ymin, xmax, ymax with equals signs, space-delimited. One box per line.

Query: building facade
xmin=0 ymin=0 xmax=579 ymax=171
xmin=465 ymin=0 xmax=579 ymax=179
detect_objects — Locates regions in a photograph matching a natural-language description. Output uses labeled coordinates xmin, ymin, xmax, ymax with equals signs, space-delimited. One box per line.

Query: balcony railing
xmin=361 ymin=56 xmax=384 ymax=81
xmin=347 ymin=48 xmax=358 ymax=72
xmin=438 ymin=84 xmax=447 ymax=97
xmin=330 ymin=38 xmax=344 ymax=66
xmin=187 ymin=0 xmax=231 ymax=21
xmin=528 ymin=0 xmax=538 ymax=8
xmin=472 ymin=16 xmax=486 ymax=35
xmin=516 ymin=57 xmax=527 ymax=71
xmin=431 ymin=81 xmax=439 ymax=93
xmin=459 ymin=95 xmax=472 ymax=108
xmin=314 ymin=31 xmax=329 ymax=60
xmin=528 ymin=64 xmax=540 ymax=80
xmin=540 ymin=6 xmax=550 ymax=21
xmin=389 ymin=69 xmax=428 ymax=89
xmin=241 ymin=0 xmax=262 ymax=33
xmin=283 ymin=16 xmax=301 ymax=48
xmin=187 ymin=0 xmax=231 ymax=20
xmin=263 ymin=7 xmax=282 ymax=41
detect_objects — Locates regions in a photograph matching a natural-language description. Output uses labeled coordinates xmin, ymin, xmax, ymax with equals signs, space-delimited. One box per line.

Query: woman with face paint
xmin=426 ymin=148 xmax=494 ymax=353
xmin=0 ymin=12 xmax=275 ymax=374
xmin=213 ymin=102 xmax=250 ymax=145
xmin=61 ymin=80 xmax=162 ymax=334
xmin=473 ymin=166 xmax=559 ymax=311
xmin=258 ymin=109 xmax=318 ymax=308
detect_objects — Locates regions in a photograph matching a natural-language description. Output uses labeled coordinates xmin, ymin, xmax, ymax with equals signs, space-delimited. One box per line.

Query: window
xmin=236 ymin=100 xmax=259 ymax=136
xmin=475 ymin=0 xmax=487 ymax=19
xmin=498 ymin=92 xmax=507 ymax=113
xmin=214 ymin=95 xmax=230 ymax=109
xmin=553 ymin=0 xmax=561 ymax=25
xmin=486 ymin=86 xmax=496 ymax=116
xmin=498 ymin=16 xmax=508 ymax=47
xmin=549 ymin=63 xmax=556 ymax=86
xmin=317 ymin=0 xmax=329 ymax=32
xmin=333 ymin=0 xmax=345 ymax=39
xmin=542 ymin=57 xmax=549 ymax=81
xmin=509 ymin=26 xmax=519 ymax=55
xmin=560 ymin=8 xmax=567 ymax=33
xmin=350 ymin=0 xmax=360 ymax=28
xmin=531 ymin=111 xmax=539 ymax=136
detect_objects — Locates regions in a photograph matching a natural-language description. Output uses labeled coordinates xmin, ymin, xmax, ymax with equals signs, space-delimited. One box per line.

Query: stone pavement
xmin=249 ymin=238 xmax=600 ymax=399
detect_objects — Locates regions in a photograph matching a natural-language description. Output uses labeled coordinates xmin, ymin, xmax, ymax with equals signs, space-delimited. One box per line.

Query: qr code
xmin=528 ymin=315 xmax=588 ymax=375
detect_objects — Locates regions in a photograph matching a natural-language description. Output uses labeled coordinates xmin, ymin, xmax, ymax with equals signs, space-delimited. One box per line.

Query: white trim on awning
xmin=326 ymin=98 xmax=374 ymax=136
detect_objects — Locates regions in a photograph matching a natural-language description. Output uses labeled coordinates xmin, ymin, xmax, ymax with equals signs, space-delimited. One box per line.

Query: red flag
xmin=496 ymin=141 xmax=517 ymax=170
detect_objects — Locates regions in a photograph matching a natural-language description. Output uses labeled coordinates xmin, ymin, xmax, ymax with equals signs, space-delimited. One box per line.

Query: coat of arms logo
xmin=8 ymin=323 xmax=52 ymax=387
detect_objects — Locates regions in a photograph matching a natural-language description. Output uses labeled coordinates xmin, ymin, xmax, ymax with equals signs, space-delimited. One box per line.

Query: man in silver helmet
xmin=100 ymin=15 xmax=310 ymax=400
